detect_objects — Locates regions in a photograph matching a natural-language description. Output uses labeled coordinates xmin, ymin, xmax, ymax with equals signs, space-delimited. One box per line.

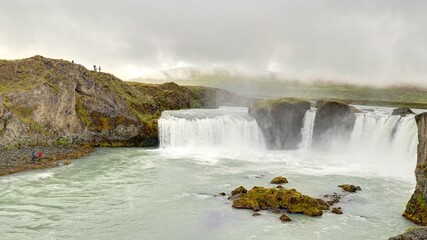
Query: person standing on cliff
xmin=98 ymin=66 xmax=101 ymax=72
xmin=93 ymin=65 xmax=97 ymax=71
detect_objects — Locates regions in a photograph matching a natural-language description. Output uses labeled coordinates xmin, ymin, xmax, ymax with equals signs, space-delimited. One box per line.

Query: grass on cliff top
xmin=251 ymin=97 xmax=308 ymax=110
xmin=0 ymin=56 xmax=74 ymax=95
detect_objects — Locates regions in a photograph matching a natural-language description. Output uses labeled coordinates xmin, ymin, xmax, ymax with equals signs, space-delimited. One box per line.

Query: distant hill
xmin=133 ymin=67 xmax=427 ymax=108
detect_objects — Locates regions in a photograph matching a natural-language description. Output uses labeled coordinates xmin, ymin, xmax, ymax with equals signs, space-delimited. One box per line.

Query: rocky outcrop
xmin=312 ymin=100 xmax=357 ymax=150
xmin=403 ymin=113 xmax=427 ymax=225
xmin=392 ymin=107 xmax=415 ymax=116
xmin=388 ymin=227 xmax=427 ymax=240
xmin=338 ymin=184 xmax=361 ymax=193
xmin=0 ymin=56 xmax=228 ymax=149
xmin=231 ymin=186 xmax=324 ymax=217
xmin=270 ymin=176 xmax=288 ymax=184
xmin=248 ymin=98 xmax=311 ymax=149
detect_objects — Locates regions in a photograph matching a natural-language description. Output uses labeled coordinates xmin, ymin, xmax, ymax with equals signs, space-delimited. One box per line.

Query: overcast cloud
xmin=0 ymin=0 xmax=426 ymax=85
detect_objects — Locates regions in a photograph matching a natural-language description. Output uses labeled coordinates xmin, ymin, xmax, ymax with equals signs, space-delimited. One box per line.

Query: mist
xmin=1 ymin=0 xmax=426 ymax=86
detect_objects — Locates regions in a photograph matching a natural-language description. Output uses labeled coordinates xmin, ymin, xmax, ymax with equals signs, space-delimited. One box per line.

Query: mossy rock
xmin=279 ymin=214 xmax=292 ymax=222
xmin=332 ymin=207 xmax=343 ymax=214
xmin=231 ymin=186 xmax=323 ymax=217
xmin=231 ymin=186 xmax=247 ymax=196
xmin=63 ymin=160 xmax=72 ymax=165
xmin=338 ymin=184 xmax=361 ymax=193
xmin=403 ymin=189 xmax=427 ymax=225
xmin=270 ymin=176 xmax=288 ymax=184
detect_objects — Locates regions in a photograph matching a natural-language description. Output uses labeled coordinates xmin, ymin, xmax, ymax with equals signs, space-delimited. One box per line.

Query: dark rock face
xmin=312 ymin=100 xmax=357 ymax=150
xmin=388 ymin=227 xmax=427 ymax=240
xmin=249 ymin=98 xmax=311 ymax=150
xmin=404 ymin=113 xmax=427 ymax=225
xmin=392 ymin=107 xmax=415 ymax=116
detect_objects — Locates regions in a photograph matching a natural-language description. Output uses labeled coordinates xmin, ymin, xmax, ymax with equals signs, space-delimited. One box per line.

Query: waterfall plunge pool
xmin=0 ymin=106 xmax=419 ymax=240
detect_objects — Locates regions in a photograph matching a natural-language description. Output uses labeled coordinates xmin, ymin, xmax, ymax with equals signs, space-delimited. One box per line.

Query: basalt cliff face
xmin=403 ymin=112 xmax=427 ymax=225
xmin=0 ymin=56 xmax=231 ymax=149
xmin=248 ymin=98 xmax=311 ymax=150
xmin=312 ymin=100 xmax=356 ymax=150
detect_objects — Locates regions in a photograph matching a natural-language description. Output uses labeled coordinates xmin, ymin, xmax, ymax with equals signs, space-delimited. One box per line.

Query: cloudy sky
xmin=0 ymin=0 xmax=426 ymax=85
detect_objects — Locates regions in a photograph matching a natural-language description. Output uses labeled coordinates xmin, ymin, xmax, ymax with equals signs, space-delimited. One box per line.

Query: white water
xmin=299 ymin=109 xmax=316 ymax=150
xmin=158 ymin=107 xmax=266 ymax=152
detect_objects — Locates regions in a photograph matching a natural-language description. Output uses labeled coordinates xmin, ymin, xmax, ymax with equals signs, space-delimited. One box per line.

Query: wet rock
xmin=232 ymin=186 xmax=323 ymax=217
xmin=249 ymin=98 xmax=311 ymax=150
xmin=404 ymin=113 xmax=427 ymax=225
xmin=270 ymin=176 xmax=288 ymax=184
xmin=279 ymin=214 xmax=292 ymax=222
xmin=252 ymin=213 xmax=261 ymax=217
xmin=324 ymin=193 xmax=342 ymax=206
xmin=316 ymin=198 xmax=330 ymax=210
xmin=272 ymin=209 xmax=281 ymax=214
xmin=219 ymin=192 xmax=226 ymax=196
xmin=63 ymin=160 xmax=72 ymax=165
xmin=231 ymin=186 xmax=248 ymax=196
xmin=338 ymin=184 xmax=361 ymax=193
xmin=332 ymin=207 xmax=343 ymax=214
xmin=312 ymin=100 xmax=357 ymax=150
xmin=388 ymin=227 xmax=427 ymax=240
xmin=276 ymin=185 xmax=284 ymax=189
xmin=392 ymin=107 xmax=415 ymax=116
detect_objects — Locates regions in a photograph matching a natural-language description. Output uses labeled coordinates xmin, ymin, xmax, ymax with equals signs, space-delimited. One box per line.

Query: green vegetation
xmin=143 ymin=73 xmax=427 ymax=109
xmin=232 ymin=186 xmax=323 ymax=217
xmin=403 ymin=189 xmax=427 ymax=225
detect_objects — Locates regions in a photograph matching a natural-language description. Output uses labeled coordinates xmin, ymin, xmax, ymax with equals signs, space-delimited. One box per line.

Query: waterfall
xmin=348 ymin=114 xmax=417 ymax=157
xmin=158 ymin=107 xmax=265 ymax=151
xmin=299 ymin=109 xmax=316 ymax=150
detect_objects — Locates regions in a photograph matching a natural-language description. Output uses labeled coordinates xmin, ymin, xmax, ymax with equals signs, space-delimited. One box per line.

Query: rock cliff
xmin=312 ymin=100 xmax=356 ymax=150
xmin=403 ymin=113 xmax=427 ymax=225
xmin=388 ymin=227 xmax=427 ymax=240
xmin=248 ymin=98 xmax=311 ymax=149
xmin=0 ymin=56 xmax=229 ymax=149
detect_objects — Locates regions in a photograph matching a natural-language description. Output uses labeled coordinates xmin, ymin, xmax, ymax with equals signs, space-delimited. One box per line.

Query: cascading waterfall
xmin=348 ymin=114 xmax=417 ymax=157
xmin=299 ymin=109 xmax=316 ymax=150
xmin=158 ymin=107 xmax=265 ymax=151
xmin=159 ymin=106 xmax=418 ymax=163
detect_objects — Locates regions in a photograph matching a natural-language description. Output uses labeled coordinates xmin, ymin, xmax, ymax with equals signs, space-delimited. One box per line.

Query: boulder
xmin=232 ymin=186 xmax=323 ymax=217
xmin=249 ymin=98 xmax=311 ymax=150
xmin=338 ymin=184 xmax=361 ymax=193
xmin=316 ymin=198 xmax=330 ymax=210
xmin=231 ymin=186 xmax=247 ymax=196
xmin=312 ymin=100 xmax=357 ymax=150
xmin=388 ymin=227 xmax=427 ymax=240
xmin=392 ymin=107 xmax=415 ymax=116
xmin=403 ymin=113 xmax=427 ymax=225
xmin=279 ymin=214 xmax=292 ymax=222
xmin=270 ymin=176 xmax=288 ymax=184
xmin=331 ymin=207 xmax=343 ymax=214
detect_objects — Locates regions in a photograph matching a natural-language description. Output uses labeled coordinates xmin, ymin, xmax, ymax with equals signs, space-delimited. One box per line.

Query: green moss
xmin=75 ymin=97 xmax=92 ymax=126
xmin=270 ymin=176 xmax=288 ymax=184
xmin=56 ymin=137 xmax=72 ymax=146
xmin=252 ymin=98 xmax=307 ymax=111
xmin=403 ymin=189 xmax=427 ymax=225
xmin=232 ymin=186 xmax=323 ymax=217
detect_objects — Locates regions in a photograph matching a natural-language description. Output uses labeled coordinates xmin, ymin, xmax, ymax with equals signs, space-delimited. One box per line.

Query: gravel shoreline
xmin=0 ymin=145 xmax=93 ymax=176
